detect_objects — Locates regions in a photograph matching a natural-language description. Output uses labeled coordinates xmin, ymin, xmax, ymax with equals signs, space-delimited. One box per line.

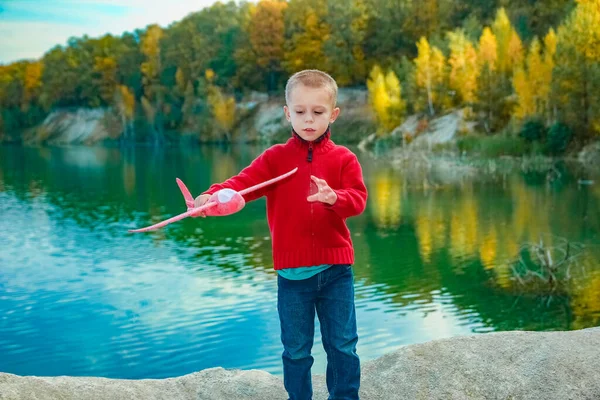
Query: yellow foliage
xmin=23 ymin=61 xmax=43 ymax=94
xmin=479 ymin=27 xmax=498 ymax=71
xmin=512 ymin=34 xmax=556 ymax=120
xmin=249 ymin=0 xmax=287 ymax=68
xmin=22 ymin=61 xmax=43 ymax=108
xmin=367 ymin=65 xmax=405 ymax=133
xmin=208 ymin=85 xmax=236 ymax=132
xmin=571 ymin=0 xmax=600 ymax=61
xmin=507 ymin=30 xmax=524 ymax=69
xmin=414 ymin=37 xmax=447 ymax=114
xmin=141 ymin=25 xmax=163 ymax=99
xmin=512 ymin=66 xmax=534 ymax=119
xmin=492 ymin=8 xmax=523 ymax=74
xmin=415 ymin=38 xmax=432 ymax=89
xmin=448 ymin=30 xmax=479 ymax=104
xmin=205 ymin=68 xmax=215 ymax=82
xmin=527 ymin=39 xmax=545 ymax=111
xmin=117 ymin=85 xmax=135 ymax=119
xmin=94 ymin=56 xmax=118 ymax=103
xmin=283 ymin=8 xmax=329 ymax=73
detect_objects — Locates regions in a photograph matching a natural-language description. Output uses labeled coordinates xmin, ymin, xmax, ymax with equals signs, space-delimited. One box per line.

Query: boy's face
xmin=284 ymin=84 xmax=340 ymax=142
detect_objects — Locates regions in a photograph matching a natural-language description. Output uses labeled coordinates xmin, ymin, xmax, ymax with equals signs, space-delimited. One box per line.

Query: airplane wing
xmin=128 ymin=201 xmax=217 ymax=233
xmin=238 ymin=167 xmax=298 ymax=196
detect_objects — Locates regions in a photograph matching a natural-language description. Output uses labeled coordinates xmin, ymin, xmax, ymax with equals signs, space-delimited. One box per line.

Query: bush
xmin=457 ymin=134 xmax=528 ymax=157
xmin=479 ymin=135 xmax=528 ymax=157
xmin=456 ymin=135 xmax=479 ymax=153
xmin=519 ymin=119 xmax=547 ymax=142
xmin=545 ymin=122 xmax=573 ymax=155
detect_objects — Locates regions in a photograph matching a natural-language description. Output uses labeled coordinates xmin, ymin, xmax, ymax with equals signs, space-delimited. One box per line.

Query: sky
xmin=0 ymin=0 xmax=219 ymax=64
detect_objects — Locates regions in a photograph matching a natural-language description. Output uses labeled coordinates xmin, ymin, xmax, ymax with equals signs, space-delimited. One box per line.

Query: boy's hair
xmin=285 ymin=69 xmax=338 ymax=106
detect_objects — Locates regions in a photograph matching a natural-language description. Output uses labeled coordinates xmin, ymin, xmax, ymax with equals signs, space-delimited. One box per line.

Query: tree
xmin=512 ymin=64 xmax=535 ymax=120
xmin=414 ymin=37 xmax=447 ymax=116
xmin=140 ymin=24 xmax=165 ymax=144
xmin=362 ymin=0 xmax=413 ymax=61
xmin=553 ymin=1 xmax=600 ymax=138
xmin=206 ymin=69 xmax=236 ymax=140
xmin=542 ymin=29 xmax=558 ymax=124
xmin=283 ymin=0 xmax=330 ymax=74
xmin=115 ymin=85 xmax=135 ymax=142
xmin=22 ymin=61 xmax=43 ymax=110
xmin=477 ymin=27 xmax=500 ymax=131
xmin=248 ymin=0 xmax=287 ymax=91
xmin=322 ymin=0 xmax=368 ymax=85
xmin=367 ymin=65 xmax=405 ymax=134
xmin=492 ymin=8 xmax=518 ymax=75
xmin=93 ymin=56 xmax=118 ymax=106
xmin=447 ymin=29 xmax=479 ymax=107
xmin=491 ymin=8 xmax=524 ymax=127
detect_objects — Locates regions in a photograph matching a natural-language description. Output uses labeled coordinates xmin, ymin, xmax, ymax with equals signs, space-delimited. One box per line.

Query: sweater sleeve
xmin=327 ymin=154 xmax=368 ymax=219
xmin=202 ymin=148 xmax=274 ymax=202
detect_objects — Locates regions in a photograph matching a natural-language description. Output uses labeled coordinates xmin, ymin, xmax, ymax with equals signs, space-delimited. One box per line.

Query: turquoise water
xmin=0 ymin=145 xmax=599 ymax=379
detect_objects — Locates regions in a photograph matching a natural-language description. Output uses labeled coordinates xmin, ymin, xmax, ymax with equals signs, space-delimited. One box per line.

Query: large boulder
xmin=1 ymin=328 xmax=599 ymax=400
xmin=578 ymin=141 xmax=600 ymax=170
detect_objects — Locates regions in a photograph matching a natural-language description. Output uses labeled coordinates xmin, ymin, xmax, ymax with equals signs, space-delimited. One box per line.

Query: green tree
xmin=323 ymin=0 xmax=368 ymax=85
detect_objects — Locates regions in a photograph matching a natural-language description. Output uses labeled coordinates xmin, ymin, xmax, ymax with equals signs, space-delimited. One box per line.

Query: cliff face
xmin=23 ymin=108 xmax=122 ymax=145
xmin=1 ymin=328 xmax=599 ymax=400
xmin=19 ymin=89 xmax=374 ymax=145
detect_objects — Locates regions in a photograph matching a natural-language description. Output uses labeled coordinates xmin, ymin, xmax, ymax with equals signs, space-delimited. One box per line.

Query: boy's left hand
xmin=307 ymin=175 xmax=337 ymax=205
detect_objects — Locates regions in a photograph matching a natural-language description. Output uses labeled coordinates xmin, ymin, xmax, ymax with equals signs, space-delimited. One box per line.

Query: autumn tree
xmin=367 ymin=65 xmax=406 ymax=134
xmin=283 ymin=0 xmax=330 ymax=74
xmin=140 ymin=24 xmax=165 ymax=144
xmin=248 ymin=0 xmax=288 ymax=91
xmin=115 ymin=85 xmax=135 ymax=142
xmin=553 ymin=0 xmax=600 ymax=137
xmin=477 ymin=27 xmax=501 ymax=131
xmin=206 ymin=69 xmax=236 ymax=141
xmin=414 ymin=37 xmax=447 ymax=116
xmin=491 ymin=8 xmax=524 ymax=126
xmin=447 ymin=29 xmax=479 ymax=107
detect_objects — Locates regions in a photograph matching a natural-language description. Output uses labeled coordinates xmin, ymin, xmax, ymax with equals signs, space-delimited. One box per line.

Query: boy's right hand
xmin=192 ymin=194 xmax=211 ymax=217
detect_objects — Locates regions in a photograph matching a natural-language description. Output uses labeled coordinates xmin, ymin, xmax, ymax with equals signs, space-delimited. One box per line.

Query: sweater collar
xmin=291 ymin=127 xmax=332 ymax=151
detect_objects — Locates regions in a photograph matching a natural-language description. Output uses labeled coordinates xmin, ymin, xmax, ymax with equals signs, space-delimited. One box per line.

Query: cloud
xmin=0 ymin=0 xmax=219 ymax=64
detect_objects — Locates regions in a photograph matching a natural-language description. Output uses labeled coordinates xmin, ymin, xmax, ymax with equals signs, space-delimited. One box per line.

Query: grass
xmin=457 ymin=134 xmax=532 ymax=157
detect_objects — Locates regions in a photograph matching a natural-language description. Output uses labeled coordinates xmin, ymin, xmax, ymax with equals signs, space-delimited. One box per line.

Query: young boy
xmin=195 ymin=69 xmax=367 ymax=400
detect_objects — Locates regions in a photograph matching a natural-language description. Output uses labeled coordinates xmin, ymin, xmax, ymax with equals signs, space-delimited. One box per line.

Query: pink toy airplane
xmin=129 ymin=167 xmax=298 ymax=233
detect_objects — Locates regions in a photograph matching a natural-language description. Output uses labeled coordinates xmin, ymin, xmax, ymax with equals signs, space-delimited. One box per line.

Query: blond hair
xmin=285 ymin=69 xmax=338 ymax=106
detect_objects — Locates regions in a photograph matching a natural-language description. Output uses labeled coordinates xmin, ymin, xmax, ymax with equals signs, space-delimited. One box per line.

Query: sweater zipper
xmin=308 ymin=142 xmax=314 ymax=265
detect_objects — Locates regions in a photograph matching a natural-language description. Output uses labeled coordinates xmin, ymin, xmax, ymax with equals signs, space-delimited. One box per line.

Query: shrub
xmin=519 ymin=119 xmax=547 ymax=142
xmin=545 ymin=122 xmax=573 ymax=155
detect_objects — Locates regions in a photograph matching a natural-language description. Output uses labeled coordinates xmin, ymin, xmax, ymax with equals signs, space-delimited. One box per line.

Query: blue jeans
xmin=277 ymin=264 xmax=360 ymax=400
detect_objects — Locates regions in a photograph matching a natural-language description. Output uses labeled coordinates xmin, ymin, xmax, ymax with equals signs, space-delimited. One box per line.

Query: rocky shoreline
xmin=1 ymin=328 xmax=599 ymax=400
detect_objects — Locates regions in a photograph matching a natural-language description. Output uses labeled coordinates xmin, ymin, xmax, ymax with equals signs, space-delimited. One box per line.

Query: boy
xmin=195 ymin=69 xmax=367 ymax=400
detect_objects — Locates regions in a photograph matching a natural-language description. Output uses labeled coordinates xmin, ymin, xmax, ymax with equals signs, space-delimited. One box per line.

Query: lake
xmin=0 ymin=144 xmax=599 ymax=379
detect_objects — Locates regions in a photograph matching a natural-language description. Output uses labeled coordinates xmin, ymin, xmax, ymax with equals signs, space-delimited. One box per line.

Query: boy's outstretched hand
xmin=192 ymin=194 xmax=211 ymax=217
xmin=307 ymin=175 xmax=337 ymax=205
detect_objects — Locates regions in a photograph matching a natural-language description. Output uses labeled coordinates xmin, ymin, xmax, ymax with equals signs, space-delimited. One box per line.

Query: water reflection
xmin=0 ymin=145 xmax=599 ymax=379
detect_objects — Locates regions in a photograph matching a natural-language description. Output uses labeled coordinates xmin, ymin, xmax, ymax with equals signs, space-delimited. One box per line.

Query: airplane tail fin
xmin=176 ymin=178 xmax=195 ymax=209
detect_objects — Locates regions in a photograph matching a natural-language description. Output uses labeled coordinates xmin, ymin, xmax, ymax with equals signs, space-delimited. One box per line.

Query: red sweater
xmin=202 ymin=130 xmax=368 ymax=270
